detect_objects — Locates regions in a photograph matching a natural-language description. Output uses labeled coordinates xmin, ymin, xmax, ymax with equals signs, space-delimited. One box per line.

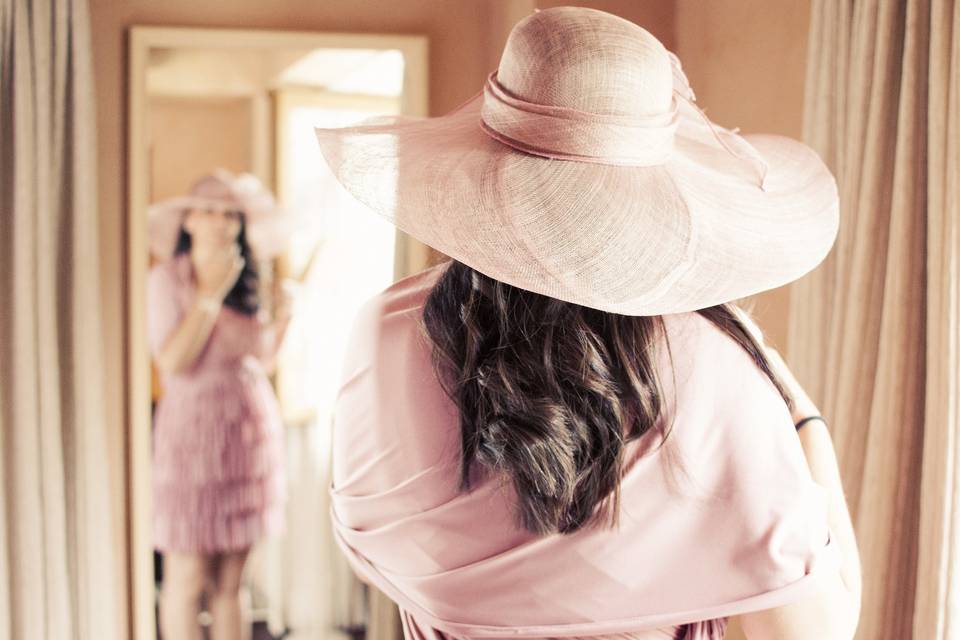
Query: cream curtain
xmin=792 ymin=0 xmax=959 ymax=638
xmin=0 ymin=0 xmax=121 ymax=638
xmin=916 ymin=0 xmax=960 ymax=636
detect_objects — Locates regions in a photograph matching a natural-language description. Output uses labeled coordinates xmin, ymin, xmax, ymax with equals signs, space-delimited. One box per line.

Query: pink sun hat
xmin=147 ymin=169 xmax=297 ymax=261
xmin=312 ymin=6 xmax=839 ymax=316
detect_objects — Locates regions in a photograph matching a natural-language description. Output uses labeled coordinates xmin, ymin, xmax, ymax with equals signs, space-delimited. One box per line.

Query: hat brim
xmin=147 ymin=195 xmax=296 ymax=261
xmin=314 ymin=91 xmax=838 ymax=315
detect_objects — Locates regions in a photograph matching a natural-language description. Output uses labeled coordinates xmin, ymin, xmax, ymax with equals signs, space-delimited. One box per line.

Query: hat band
xmin=479 ymin=71 xmax=680 ymax=167
xmin=478 ymin=53 xmax=770 ymax=191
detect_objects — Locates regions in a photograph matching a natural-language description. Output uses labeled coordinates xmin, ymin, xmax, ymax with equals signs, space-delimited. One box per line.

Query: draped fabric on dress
xmin=329 ymin=262 xmax=838 ymax=640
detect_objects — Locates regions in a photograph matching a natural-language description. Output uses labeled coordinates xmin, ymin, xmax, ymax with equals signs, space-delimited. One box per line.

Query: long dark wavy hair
xmin=421 ymin=260 xmax=795 ymax=535
xmin=174 ymin=213 xmax=260 ymax=315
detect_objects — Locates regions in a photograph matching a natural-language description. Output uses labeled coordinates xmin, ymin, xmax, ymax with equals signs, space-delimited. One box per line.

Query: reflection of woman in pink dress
xmin=147 ymin=170 xmax=291 ymax=639
xmin=314 ymin=7 xmax=861 ymax=640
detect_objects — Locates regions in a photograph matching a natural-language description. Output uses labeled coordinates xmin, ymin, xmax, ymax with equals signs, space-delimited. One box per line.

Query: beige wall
xmin=148 ymin=96 xmax=254 ymax=201
xmin=536 ymin=0 xmax=676 ymax=48
xmin=90 ymin=0 xmax=810 ymax=631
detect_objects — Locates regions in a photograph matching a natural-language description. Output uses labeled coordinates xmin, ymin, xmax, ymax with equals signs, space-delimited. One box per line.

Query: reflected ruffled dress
xmin=147 ymin=254 xmax=286 ymax=553
xmin=329 ymin=262 xmax=840 ymax=640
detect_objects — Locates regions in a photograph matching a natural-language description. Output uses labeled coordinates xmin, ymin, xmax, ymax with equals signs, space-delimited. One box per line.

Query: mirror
xmin=127 ymin=26 xmax=429 ymax=640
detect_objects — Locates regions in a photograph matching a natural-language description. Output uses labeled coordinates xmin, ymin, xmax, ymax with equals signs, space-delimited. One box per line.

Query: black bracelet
xmin=795 ymin=415 xmax=827 ymax=431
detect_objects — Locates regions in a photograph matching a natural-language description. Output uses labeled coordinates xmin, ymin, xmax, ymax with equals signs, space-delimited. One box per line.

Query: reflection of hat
xmin=147 ymin=169 xmax=294 ymax=260
xmin=314 ymin=6 xmax=839 ymax=315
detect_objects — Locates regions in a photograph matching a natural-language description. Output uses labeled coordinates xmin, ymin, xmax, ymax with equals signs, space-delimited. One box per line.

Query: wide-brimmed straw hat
xmin=313 ymin=6 xmax=839 ymax=315
xmin=147 ymin=169 xmax=295 ymax=261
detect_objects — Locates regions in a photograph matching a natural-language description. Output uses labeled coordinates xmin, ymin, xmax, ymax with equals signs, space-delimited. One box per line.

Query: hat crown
xmin=188 ymin=170 xmax=240 ymax=206
xmin=496 ymin=7 xmax=674 ymax=118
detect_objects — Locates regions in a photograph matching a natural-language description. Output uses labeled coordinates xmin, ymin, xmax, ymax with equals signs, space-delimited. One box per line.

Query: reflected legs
xmin=159 ymin=548 xmax=252 ymax=640
xmin=209 ymin=548 xmax=253 ymax=640
xmin=160 ymin=552 xmax=206 ymax=640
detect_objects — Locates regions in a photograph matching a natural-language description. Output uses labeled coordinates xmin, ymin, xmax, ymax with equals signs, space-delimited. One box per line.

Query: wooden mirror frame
xmin=127 ymin=25 xmax=429 ymax=639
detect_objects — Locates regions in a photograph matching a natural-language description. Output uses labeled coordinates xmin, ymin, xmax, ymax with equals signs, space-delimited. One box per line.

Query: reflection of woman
xmin=315 ymin=7 xmax=860 ymax=640
xmin=147 ymin=170 xmax=291 ymax=640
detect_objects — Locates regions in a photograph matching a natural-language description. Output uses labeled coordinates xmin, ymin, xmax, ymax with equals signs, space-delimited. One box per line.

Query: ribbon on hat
xmin=666 ymin=51 xmax=769 ymax=191
xmin=479 ymin=51 xmax=769 ymax=191
xmin=480 ymin=71 xmax=681 ymax=167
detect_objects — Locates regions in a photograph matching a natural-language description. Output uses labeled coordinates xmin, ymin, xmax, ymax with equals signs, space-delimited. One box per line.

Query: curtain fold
xmin=915 ymin=1 xmax=960 ymax=637
xmin=792 ymin=0 xmax=958 ymax=638
xmin=0 ymin=0 xmax=122 ymax=638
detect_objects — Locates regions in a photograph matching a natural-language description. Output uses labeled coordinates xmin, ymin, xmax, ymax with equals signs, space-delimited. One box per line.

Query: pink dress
xmin=147 ymin=254 xmax=286 ymax=553
xmin=330 ymin=262 xmax=840 ymax=640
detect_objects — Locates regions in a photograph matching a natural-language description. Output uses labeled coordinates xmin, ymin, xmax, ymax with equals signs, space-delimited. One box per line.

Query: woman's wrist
xmin=194 ymin=292 xmax=223 ymax=314
xmin=794 ymin=415 xmax=827 ymax=432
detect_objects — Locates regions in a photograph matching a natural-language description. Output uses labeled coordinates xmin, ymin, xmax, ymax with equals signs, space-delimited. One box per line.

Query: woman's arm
xmin=761 ymin=343 xmax=863 ymax=620
xmin=796 ymin=413 xmax=863 ymax=610
xmin=154 ymin=247 xmax=245 ymax=375
xmin=735 ymin=410 xmax=863 ymax=640
xmin=257 ymin=280 xmax=297 ymax=374
xmin=154 ymin=296 xmax=224 ymax=374
xmin=739 ymin=313 xmax=862 ymax=640
xmin=258 ymin=315 xmax=292 ymax=375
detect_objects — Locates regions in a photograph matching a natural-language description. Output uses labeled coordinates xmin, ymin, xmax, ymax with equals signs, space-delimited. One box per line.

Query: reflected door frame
xmin=127 ymin=26 xmax=429 ymax=640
